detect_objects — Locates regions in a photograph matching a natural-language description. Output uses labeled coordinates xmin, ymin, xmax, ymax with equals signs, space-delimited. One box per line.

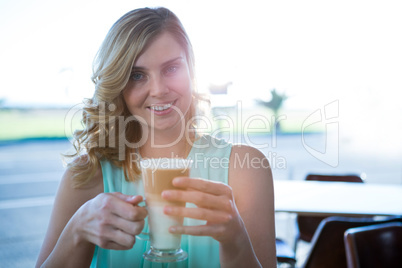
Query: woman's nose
xmin=148 ymin=76 xmax=169 ymax=97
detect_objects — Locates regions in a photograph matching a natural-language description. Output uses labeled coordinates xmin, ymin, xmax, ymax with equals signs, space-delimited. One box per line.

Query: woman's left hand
xmin=161 ymin=177 xmax=244 ymax=244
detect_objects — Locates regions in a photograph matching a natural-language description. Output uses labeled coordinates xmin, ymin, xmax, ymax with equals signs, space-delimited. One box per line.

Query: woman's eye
xmin=165 ymin=65 xmax=178 ymax=75
xmin=131 ymin=72 xmax=144 ymax=81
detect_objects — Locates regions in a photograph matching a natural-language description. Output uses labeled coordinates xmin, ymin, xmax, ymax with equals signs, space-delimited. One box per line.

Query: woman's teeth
xmin=149 ymin=102 xmax=173 ymax=111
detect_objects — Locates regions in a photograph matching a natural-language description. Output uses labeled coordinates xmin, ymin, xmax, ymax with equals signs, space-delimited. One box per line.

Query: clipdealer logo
xmin=64 ymin=100 xmax=340 ymax=168
xmin=301 ymin=100 xmax=339 ymax=167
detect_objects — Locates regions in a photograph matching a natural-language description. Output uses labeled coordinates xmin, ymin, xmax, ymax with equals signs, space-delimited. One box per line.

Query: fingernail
xmin=164 ymin=206 xmax=172 ymax=213
xmin=173 ymin=177 xmax=181 ymax=184
xmin=162 ymin=191 xmax=170 ymax=198
xmin=126 ymin=195 xmax=136 ymax=201
xmin=169 ymin=226 xmax=177 ymax=233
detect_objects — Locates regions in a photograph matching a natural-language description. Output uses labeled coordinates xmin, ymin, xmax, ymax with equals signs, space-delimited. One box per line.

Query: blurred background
xmin=1 ymin=0 xmax=401 ymax=152
xmin=0 ymin=0 xmax=401 ymax=267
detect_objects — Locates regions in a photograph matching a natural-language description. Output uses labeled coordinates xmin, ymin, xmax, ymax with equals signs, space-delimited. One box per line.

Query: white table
xmin=274 ymin=180 xmax=402 ymax=217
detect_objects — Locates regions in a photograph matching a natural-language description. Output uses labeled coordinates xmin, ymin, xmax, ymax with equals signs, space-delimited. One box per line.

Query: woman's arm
xmin=36 ymin=166 xmax=147 ymax=268
xmin=226 ymin=144 xmax=277 ymax=267
xmin=161 ymin=145 xmax=277 ymax=267
xmin=36 ymin=167 xmax=103 ymax=267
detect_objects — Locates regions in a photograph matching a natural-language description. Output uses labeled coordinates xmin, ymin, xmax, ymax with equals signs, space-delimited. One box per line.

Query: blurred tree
xmin=256 ymin=89 xmax=288 ymax=132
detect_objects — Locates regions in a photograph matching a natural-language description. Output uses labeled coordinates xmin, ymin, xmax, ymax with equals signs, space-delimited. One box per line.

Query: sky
xmin=0 ymin=0 xmax=401 ymax=153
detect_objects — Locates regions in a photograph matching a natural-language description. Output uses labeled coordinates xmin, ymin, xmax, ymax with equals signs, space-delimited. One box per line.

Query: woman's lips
xmin=148 ymin=101 xmax=174 ymax=111
xmin=147 ymin=100 xmax=177 ymax=115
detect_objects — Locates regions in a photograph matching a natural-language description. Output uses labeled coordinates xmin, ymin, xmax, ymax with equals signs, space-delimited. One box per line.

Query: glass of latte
xmin=139 ymin=158 xmax=192 ymax=263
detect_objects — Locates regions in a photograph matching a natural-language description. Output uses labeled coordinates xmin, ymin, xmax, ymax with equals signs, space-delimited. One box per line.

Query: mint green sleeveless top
xmin=90 ymin=135 xmax=232 ymax=268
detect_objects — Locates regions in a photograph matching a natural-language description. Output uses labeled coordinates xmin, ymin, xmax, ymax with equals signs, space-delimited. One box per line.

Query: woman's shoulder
xmin=229 ymin=144 xmax=270 ymax=178
xmin=195 ymin=135 xmax=264 ymax=155
xmin=52 ymin=164 xmax=103 ymax=225
xmin=230 ymin=143 xmax=267 ymax=161
xmin=192 ymin=134 xmax=232 ymax=153
xmin=228 ymin=144 xmax=273 ymax=208
xmin=63 ymin=155 xmax=104 ymax=195
xmin=228 ymin=144 xmax=271 ymax=182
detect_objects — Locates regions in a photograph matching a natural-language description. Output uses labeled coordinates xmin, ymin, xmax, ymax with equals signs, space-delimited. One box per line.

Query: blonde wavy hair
xmin=66 ymin=7 xmax=203 ymax=188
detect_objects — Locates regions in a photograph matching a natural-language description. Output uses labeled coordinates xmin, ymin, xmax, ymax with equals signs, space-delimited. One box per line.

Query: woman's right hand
xmin=73 ymin=193 xmax=147 ymax=250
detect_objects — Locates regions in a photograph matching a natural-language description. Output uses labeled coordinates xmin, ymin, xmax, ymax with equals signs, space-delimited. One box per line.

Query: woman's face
xmin=123 ymin=32 xmax=193 ymax=133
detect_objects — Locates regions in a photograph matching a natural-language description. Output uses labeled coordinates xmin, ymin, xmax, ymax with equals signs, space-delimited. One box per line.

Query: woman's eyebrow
xmin=131 ymin=66 xmax=146 ymax=72
xmin=161 ymin=56 xmax=183 ymax=68
xmin=132 ymin=56 xmax=183 ymax=70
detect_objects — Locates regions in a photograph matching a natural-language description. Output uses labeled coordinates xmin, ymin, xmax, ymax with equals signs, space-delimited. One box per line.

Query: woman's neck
xmin=139 ymin=127 xmax=195 ymax=159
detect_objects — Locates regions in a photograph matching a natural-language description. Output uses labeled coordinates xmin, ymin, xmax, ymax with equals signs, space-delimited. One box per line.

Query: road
xmin=0 ymin=135 xmax=400 ymax=267
xmin=0 ymin=139 xmax=70 ymax=268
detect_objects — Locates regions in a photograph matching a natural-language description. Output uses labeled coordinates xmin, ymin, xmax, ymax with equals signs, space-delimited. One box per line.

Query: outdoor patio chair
xmin=301 ymin=216 xmax=402 ymax=268
xmin=344 ymin=222 xmax=402 ymax=268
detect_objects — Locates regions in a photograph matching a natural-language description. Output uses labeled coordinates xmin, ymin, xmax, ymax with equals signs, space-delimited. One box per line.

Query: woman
xmin=36 ymin=7 xmax=276 ymax=268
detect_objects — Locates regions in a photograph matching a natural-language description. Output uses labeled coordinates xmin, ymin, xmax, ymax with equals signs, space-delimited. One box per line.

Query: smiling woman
xmin=35 ymin=6 xmax=277 ymax=268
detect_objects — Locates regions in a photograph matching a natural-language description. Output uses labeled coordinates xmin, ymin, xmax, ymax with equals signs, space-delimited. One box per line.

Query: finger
xmin=169 ymin=224 xmax=226 ymax=238
xmin=164 ymin=206 xmax=232 ymax=223
xmin=126 ymin=195 xmax=144 ymax=206
xmin=110 ymin=212 xmax=146 ymax=236
xmin=100 ymin=228 xmax=136 ymax=250
xmin=162 ymin=190 xmax=233 ymax=211
xmin=173 ymin=177 xmax=232 ymax=197
xmin=118 ymin=205 xmax=148 ymax=222
xmin=103 ymin=241 xmax=131 ymax=251
xmin=101 ymin=239 xmax=134 ymax=250
xmin=99 ymin=194 xmax=148 ymax=222
xmin=109 ymin=192 xmax=144 ymax=205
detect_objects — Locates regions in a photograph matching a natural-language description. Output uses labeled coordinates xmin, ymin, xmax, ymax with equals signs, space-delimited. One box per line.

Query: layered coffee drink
xmin=140 ymin=158 xmax=191 ymax=255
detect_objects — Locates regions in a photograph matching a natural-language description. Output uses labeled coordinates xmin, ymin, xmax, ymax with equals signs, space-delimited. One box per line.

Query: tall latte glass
xmin=139 ymin=158 xmax=192 ymax=263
